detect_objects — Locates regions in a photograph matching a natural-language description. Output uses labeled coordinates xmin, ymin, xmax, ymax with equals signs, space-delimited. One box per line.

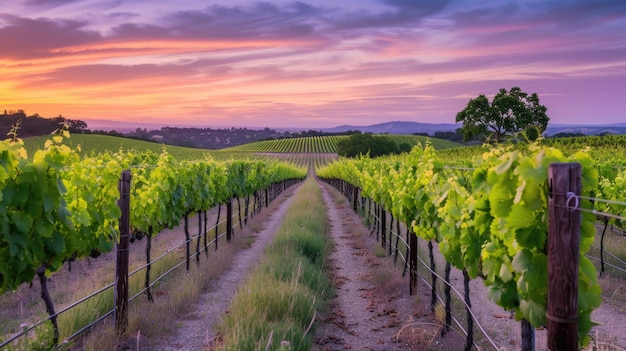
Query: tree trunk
xmin=196 ymin=210 xmax=201 ymax=266
xmin=521 ymin=319 xmax=535 ymax=351
xmin=463 ymin=270 xmax=473 ymax=351
xmin=443 ymin=262 xmax=451 ymax=336
xmin=184 ymin=213 xmax=190 ymax=271
xmin=145 ymin=227 xmax=154 ymax=302
xmin=37 ymin=265 xmax=59 ymax=344
xmin=429 ymin=240 xmax=437 ymax=312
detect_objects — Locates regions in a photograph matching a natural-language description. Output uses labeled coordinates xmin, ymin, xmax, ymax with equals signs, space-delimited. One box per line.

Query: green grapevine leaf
xmin=11 ymin=211 xmax=33 ymax=234
xmin=519 ymin=299 xmax=545 ymax=327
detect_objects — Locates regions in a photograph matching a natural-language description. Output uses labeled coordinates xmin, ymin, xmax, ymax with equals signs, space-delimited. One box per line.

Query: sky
xmin=1 ymin=0 xmax=625 ymax=129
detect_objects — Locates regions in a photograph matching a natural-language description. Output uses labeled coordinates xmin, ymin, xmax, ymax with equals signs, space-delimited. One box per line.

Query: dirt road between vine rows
xmin=312 ymin=181 xmax=462 ymax=350
xmin=141 ymin=178 xmax=451 ymax=351
xmin=139 ymin=184 xmax=301 ymax=350
xmin=135 ymin=178 xmax=626 ymax=351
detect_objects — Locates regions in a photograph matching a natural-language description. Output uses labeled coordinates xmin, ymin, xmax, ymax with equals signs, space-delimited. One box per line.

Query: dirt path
xmin=315 ymin=183 xmax=390 ymax=350
xmin=314 ymin=181 xmax=626 ymax=351
xmin=312 ymin=181 xmax=462 ymax=350
xmin=140 ymin=185 xmax=300 ymax=350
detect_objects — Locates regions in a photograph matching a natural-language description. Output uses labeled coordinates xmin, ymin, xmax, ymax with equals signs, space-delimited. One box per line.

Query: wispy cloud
xmin=1 ymin=0 xmax=625 ymax=127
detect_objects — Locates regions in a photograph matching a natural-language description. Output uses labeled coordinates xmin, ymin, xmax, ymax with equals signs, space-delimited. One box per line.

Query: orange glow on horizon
xmin=1 ymin=0 xmax=624 ymax=127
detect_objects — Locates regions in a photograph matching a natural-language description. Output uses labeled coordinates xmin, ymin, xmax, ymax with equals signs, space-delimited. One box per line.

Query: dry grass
xmin=88 ymin=199 xmax=276 ymax=349
xmin=373 ymin=245 xmax=388 ymax=258
xmin=598 ymin=274 xmax=626 ymax=311
xmin=214 ymin=178 xmax=331 ymax=351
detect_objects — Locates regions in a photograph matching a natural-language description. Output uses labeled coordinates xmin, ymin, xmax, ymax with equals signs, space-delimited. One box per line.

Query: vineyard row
xmin=317 ymin=143 xmax=613 ymax=350
xmin=0 ymin=131 xmax=307 ymax=347
xmin=228 ymin=135 xmax=345 ymax=153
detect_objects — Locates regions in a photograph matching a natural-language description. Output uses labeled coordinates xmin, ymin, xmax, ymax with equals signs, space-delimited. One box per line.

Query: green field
xmin=22 ymin=134 xmax=225 ymax=161
xmin=224 ymin=134 xmax=462 ymax=153
xmin=21 ymin=133 xmax=463 ymax=164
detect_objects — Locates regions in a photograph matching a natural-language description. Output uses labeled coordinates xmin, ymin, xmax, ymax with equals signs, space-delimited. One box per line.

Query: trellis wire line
xmin=416 ymin=245 xmax=499 ymax=350
xmin=63 ymin=310 xmax=115 ymax=344
xmin=360 ymin=196 xmax=499 ymax=350
xmin=72 ymin=221 xmax=232 ymax=345
xmin=129 ymin=210 xmax=249 ymax=303
xmin=387 ymin=228 xmax=409 ymax=263
xmin=0 ymin=223 xmax=229 ymax=350
xmin=553 ymin=192 xmax=626 ymax=217
xmin=552 ymin=204 xmax=626 ymax=223
xmin=64 ymin=227 xmax=228 ymax=345
xmin=585 ymin=255 xmax=626 ymax=275
xmin=589 ymin=244 xmax=626 ymax=267
xmin=341 ymin=187 xmax=517 ymax=349
xmin=128 ymin=218 xmax=228 ymax=278
xmin=577 ymin=194 xmax=626 ymax=208
xmin=2 ymin=199 xmax=258 ymax=349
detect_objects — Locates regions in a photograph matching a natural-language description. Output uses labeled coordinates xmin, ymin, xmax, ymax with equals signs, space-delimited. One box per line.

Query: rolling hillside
xmin=224 ymin=134 xmax=462 ymax=153
xmin=22 ymin=134 xmax=216 ymax=161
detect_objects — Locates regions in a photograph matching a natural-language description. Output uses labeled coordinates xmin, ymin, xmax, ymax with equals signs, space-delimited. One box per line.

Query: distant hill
xmin=320 ymin=121 xmax=626 ymax=136
xmin=321 ymin=121 xmax=460 ymax=135
xmin=545 ymin=124 xmax=626 ymax=136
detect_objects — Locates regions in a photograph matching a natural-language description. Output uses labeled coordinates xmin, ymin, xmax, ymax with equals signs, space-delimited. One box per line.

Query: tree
xmin=63 ymin=118 xmax=88 ymax=133
xmin=433 ymin=129 xmax=464 ymax=143
xmin=337 ymin=133 xmax=405 ymax=158
xmin=455 ymin=87 xmax=549 ymax=143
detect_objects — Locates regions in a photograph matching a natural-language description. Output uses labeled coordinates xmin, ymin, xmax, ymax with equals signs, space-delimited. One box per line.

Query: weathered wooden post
xmin=116 ymin=170 xmax=131 ymax=337
xmin=547 ymin=163 xmax=581 ymax=351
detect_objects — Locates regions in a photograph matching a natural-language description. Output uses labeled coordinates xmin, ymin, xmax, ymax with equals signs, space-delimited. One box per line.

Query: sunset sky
xmin=1 ymin=0 xmax=625 ymax=129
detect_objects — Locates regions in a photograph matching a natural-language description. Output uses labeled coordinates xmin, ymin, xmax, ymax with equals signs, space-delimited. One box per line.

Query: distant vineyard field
xmin=21 ymin=134 xmax=463 ymax=162
xmin=225 ymin=135 xmax=344 ymax=153
xmin=257 ymin=152 xmax=339 ymax=169
xmin=224 ymin=134 xmax=462 ymax=153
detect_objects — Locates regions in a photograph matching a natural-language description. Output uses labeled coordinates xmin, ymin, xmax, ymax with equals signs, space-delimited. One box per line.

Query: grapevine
xmin=318 ymin=141 xmax=603 ymax=346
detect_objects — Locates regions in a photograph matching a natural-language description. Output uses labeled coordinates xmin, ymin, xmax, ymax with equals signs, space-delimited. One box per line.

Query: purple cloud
xmin=1 ymin=0 xmax=625 ymax=126
xmin=0 ymin=15 xmax=101 ymax=58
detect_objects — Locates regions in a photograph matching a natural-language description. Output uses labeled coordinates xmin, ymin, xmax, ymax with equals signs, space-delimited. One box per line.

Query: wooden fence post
xmin=547 ymin=163 xmax=581 ymax=351
xmin=115 ymin=170 xmax=131 ymax=337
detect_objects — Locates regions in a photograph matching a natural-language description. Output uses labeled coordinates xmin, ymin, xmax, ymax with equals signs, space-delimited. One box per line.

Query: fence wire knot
xmin=565 ymin=192 xmax=579 ymax=212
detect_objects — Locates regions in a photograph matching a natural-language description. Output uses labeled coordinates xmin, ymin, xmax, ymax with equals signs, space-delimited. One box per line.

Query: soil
xmin=312 ymin=182 xmax=464 ymax=350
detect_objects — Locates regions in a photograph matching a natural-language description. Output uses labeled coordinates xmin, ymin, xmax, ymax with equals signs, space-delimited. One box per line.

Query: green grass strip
xmin=216 ymin=177 xmax=331 ymax=351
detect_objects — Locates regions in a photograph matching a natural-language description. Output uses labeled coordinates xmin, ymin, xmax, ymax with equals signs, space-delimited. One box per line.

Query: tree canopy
xmin=1 ymin=110 xmax=88 ymax=137
xmin=455 ymin=87 xmax=549 ymax=143
xmin=337 ymin=133 xmax=411 ymax=158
